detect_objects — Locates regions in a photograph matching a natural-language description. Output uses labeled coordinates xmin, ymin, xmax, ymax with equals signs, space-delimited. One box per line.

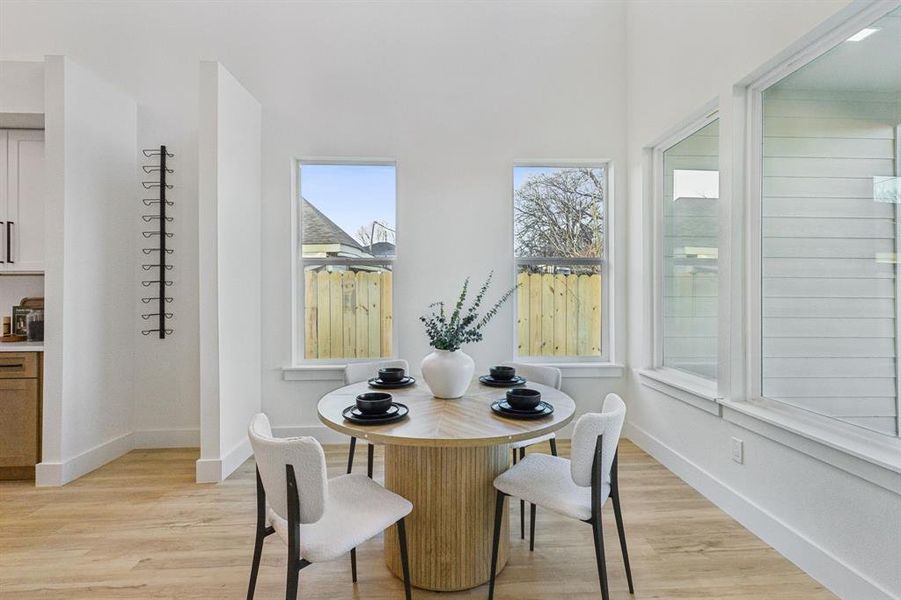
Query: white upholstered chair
xmin=488 ymin=394 xmax=634 ymax=600
xmin=343 ymin=359 xmax=410 ymax=478
xmin=246 ymin=413 xmax=413 ymax=600
xmin=503 ymin=362 xmax=562 ymax=544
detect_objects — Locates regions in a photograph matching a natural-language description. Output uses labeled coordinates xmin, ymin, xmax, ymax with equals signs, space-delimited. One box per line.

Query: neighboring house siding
xmin=762 ymin=87 xmax=900 ymax=435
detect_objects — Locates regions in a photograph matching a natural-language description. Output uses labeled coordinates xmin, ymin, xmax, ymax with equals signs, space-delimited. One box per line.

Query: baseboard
xmin=35 ymin=431 xmax=133 ymax=487
xmin=195 ymin=436 xmax=253 ymax=483
xmin=133 ymin=428 xmax=200 ymax=449
xmin=194 ymin=457 xmax=222 ymax=484
xmin=624 ymin=423 xmax=897 ymax=600
xmin=272 ymin=424 xmax=351 ymax=444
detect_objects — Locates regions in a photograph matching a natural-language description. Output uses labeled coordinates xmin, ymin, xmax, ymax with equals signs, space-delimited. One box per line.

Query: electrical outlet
xmin=731 ymin=437 xmax=744 ymax=464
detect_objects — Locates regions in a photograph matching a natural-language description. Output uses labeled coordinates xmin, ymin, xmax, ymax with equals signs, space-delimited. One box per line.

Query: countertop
xmin=0 ymin=343 xmax=44 ymax=352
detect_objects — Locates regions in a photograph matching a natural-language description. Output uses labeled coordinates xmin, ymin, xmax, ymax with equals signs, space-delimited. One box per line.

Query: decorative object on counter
xmin=3 ymin=297 xmax=44 ymax=343
xmin=140 ymin=145 xmax=175 ymax=338
xmin=11 ymin=305 xmax=29 ymax=336
xmin=26 ymin=309 xmax=43 ymax=342
xmin=419 ymin=272 xmax=518 ymax=399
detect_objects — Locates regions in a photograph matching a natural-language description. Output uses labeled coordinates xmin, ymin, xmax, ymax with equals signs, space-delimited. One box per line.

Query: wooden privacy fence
xmin=517 ymin=272 xmax=602 ymax=356
xmin=304 ymin=270 xmax=393 ymax=359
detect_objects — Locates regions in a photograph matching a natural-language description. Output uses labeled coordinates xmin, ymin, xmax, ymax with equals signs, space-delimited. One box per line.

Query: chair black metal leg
xmin=246 ymin=529 xmax=265 ymax=600
xmin=488 ymin=491 xmax=506 ymax=600
xmin=367 ymin=444 xmax=374 ymax=479
xmin=591 ymin=515 xmax=610 ymax=600
xmin=347 ymin=437 xmax=357 ymax=474
xmin=549 ymin=437 xmax=558 ymax=456
xmin=248 ymin=467 xmax=273 ymax=600
xmin=285 ymin=558 xmax=300 ymax=600
xmin=611 ymin=486 xmax=634 ymax=594
xmin=350 ymin=548 xmax=357 ymax=583
xmin=397 ymin=518 xmax=413 ymax=600
xmin=529 ymin=503 xmax=536 ymax=552
xmin=519 ymin=447 xmax=526 ymax=539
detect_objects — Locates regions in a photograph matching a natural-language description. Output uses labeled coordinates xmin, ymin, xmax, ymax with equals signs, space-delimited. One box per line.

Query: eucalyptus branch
xmin=420 ymin=271 xmax=518 ymax=351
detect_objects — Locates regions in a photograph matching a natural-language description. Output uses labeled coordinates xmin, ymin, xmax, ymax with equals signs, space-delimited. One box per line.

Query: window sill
xmin=282 ymin=361 xmax=626 ymax=381
xmin=721 ymin=398 xmax=901 ymax=494
xmin=516 ymin=361 xmax=625 ymax=379
xmin=637 ymin=368 xmax=722 ymax=415
xmin=282 ymin=365 xmax=346 ymax=382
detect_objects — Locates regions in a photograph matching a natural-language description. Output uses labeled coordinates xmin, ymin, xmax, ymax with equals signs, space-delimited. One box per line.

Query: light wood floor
xmin=0 ymin=441 xmax=835 ymax=599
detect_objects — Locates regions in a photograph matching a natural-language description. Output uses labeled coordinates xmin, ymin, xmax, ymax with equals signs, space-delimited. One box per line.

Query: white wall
xmin=197 ymin=61 xmax=262 ymax=483
xmin=0 ymin=60 xmax=43 ymax=114
xmin=0 ymin=1 xmax=629 ymax=445
xmin=625 ymin=1 xmax=900 ymax=599
xmin=38 ymin=55 xmax=137 ymax=485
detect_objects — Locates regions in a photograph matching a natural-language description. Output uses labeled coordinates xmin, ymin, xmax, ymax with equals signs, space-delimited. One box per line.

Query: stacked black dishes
xmin=491 ymin=387 xmax=554 ymax=419
xmin=343 ymin=392 xmax=409 ymax=424
xmin=479 ymin=365 xmax=527 ymax=387
xmin=368 ymin=366 xmax=416 ymax=389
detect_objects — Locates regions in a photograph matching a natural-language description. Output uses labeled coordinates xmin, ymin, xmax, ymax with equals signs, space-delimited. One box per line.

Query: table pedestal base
xmin=383 ymin=444 xmax=510 ymax=591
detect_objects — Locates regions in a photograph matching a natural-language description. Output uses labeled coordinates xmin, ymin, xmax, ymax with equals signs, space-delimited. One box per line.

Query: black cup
xmin=506 ymin=388 xmax=541 ymax=411
xmin=489 ymin=365 xmax=516 ymax=381
xmin=378 ymin=367 xmax=406 ymax=383
xmin=356 ymin=392 xmax=393 ymax=415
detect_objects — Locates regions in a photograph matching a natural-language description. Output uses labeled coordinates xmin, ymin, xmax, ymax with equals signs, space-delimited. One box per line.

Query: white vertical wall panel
xmin=197 ymin=62 xmax=262 ymax=483
xmin=762 ymin=88 xmax=899 ymax=436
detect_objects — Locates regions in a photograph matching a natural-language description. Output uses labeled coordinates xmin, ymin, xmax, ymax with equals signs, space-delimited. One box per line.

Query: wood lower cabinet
xmin=0 ymin=352 xmax=41 ymax=480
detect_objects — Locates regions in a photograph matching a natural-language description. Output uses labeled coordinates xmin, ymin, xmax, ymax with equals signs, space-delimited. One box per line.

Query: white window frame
xmin=744 ymin=1 xmax=901 ymax=440
xmin=290 ymin=158 xmax=398 ymax=366
xmin=642 ymin=102 xmax=723 ymax=403
xmin=512 ymin=160 xmax=612 ymax=365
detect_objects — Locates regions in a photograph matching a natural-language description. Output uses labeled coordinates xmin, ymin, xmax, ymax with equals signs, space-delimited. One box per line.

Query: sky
xmin=301 ymin=165 xmax=608 ymax=242
xmin=673 ymin=169 xmax=719 ymax=200
xmin=300 ymin=164 xmax=396 ymax=242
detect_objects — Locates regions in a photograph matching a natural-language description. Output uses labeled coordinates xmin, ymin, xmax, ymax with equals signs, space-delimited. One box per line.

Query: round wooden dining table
xmin=318 ymin=377 xmax=576 ymax=591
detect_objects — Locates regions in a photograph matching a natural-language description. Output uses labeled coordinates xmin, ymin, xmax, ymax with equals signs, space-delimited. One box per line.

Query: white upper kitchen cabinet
xmin=1 ymin=129 xmax=45 ymax=272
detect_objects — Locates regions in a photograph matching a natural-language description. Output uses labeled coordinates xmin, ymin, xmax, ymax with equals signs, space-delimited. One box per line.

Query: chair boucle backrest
xmin=248 ymin=413 xmax=328 ymax=524
xmin=503 ymin=362 xmax=562 ymax=390
xmin=570 ymin=393 xmax=626 ymax=488
xmin=344 ymin=359 xmax=410 ymax=385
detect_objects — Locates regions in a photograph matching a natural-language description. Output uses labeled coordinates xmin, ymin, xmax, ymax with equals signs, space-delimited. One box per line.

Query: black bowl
xmin=378 ymin=367 xmax=406 ymax=383
xmin=506 ymin=387 xmax=541 ymax=411
xmin=356 ymin=392 xmax=393 ymax=415
xmin=489 ymin=366 xmax=516 ymax=381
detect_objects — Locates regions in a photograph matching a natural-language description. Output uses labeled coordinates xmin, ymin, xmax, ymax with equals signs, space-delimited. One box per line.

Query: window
xmin=513 ymin=165 xmax=607 ymax=358
xmin=659 ymin=119 xmax=720 ymax=380
xmin=757 ymin=6 xmax=901 ymax=436
xmin=298 ymin=163 xmax=395 ymax=360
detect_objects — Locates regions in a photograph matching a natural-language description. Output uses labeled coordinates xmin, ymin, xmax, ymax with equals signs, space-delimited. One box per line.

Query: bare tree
xmin=514 ymin=168 xmax=604 ymax=259
xmin=355 ymin=220 xmax=396 ymax=247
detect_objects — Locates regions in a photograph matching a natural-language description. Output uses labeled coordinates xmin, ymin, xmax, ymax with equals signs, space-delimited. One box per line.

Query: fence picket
xmin=517 ymin=273 xmax=529 ymax=355
xmin=316 ymin=271 xmax=331 ymax=357
xmin=355 ymin=272 xmax=369 ymax=358
xmin=304 ymin=271 xmax=317 ymax=359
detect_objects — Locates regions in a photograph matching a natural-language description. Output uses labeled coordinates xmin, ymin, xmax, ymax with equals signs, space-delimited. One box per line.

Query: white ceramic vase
xmin=420 ymin=349 xmax=475 ymax=399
